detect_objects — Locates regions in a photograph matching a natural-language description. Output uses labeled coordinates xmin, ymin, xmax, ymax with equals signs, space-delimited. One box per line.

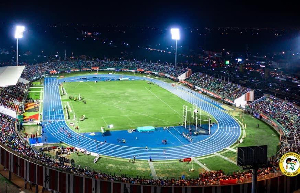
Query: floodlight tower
xmin=14 ymin=26 xmax=25 ymax=66
xmin=171 ymin=28 xmax=180 ymax=68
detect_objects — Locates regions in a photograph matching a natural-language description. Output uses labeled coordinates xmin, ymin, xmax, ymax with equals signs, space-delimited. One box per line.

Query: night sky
xmin=1 ymin=0 xmax=300 ymax=28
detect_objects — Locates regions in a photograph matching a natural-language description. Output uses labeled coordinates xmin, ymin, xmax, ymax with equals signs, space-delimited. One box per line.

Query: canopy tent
xmin=137 ymin=126 xmax=155 ymax=132
xmin=0 ymin=66 xmax=25 ymax=87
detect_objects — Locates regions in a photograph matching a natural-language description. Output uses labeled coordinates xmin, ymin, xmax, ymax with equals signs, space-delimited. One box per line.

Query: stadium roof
xmin=0 ymin=66 xmax=25 ymax=87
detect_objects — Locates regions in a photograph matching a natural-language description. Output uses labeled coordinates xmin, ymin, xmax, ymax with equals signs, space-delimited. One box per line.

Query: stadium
xmin=0 ymin=59 xmax=299 ymax=193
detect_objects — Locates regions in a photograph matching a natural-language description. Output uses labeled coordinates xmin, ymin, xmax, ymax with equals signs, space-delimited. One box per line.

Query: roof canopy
xmin=0 ymin=66 xmax=25 ymax=87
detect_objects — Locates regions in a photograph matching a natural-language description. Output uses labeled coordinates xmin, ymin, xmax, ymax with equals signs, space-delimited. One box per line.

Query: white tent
xmin=0 ymin=66 xmax=25 ymax=87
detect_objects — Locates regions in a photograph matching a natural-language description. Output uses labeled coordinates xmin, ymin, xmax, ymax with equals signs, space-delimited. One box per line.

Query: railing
xmin=1 ymin=141 xmax=299 ymax=193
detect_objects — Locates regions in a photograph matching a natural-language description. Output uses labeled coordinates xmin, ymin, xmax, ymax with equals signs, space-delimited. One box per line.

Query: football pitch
xmin=61 ymin=80 xmax=213 ymax=132
xmin=39 ymin=73 xmax=280 ymax=178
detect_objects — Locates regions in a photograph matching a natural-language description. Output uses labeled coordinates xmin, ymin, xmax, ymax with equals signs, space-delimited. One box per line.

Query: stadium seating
xmin=185 ymin=72 xmax=251 ymax=101
xmin=0 ymin=60 xmax=298 ymax=189
xmin=0 ymin=82 xmax=28 ymax=113
xmin=0 ymin=110 xmax=280 ymax=186
xmin=20 ymin=60 xmax=189 ymax=81
xmin=248 ymin=95 xmax=300 ymax=132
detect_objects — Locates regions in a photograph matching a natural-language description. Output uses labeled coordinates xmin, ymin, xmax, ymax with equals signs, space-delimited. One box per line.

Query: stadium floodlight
xmin=171 ymin=28 xmax=180 ymax=40
xmin=170 ymin=28 xmax=180 ymax=67
xmin=15 ymin=25 xmax=25 ymax=66
xmin=15 ymin=26 xmax=25 ymax=39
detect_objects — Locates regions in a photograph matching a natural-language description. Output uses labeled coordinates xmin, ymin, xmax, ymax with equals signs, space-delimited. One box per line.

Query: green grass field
xmin=199 ymin=156 xmax=242 ymax=174
xmin=33 ymin=73 xmax=280 ymax=179
xmin=62 ymin=80 xmax=213 ymax=132
xmin=28 ymin=92 xmax=41 ymax=100
xmin=61 ymin=106 xmax=280 ymax=179
xmin=27 ymin=86 xmax=43 ymax=100
xmin=234 ymin=112 xmax=280 ymax=157
xmin=70 ymin=153 xmax=151 ymax=178
xmin=31 ymin=80 xmax=43 ymax=86
xmin=29 ymin=87 xmax=43 ymax=91
xmin=153 ymin=161 xmax=205 ymax=179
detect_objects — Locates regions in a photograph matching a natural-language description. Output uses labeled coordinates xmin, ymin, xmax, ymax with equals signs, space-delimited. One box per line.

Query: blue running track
xmin=42 ymin=75 xmax=241 ymax=160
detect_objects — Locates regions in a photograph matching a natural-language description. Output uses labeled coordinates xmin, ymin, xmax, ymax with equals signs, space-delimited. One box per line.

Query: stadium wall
xmin=0 ymin=144 xmax=299 ymax=193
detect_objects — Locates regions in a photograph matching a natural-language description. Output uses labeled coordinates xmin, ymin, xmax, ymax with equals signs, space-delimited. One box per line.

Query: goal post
xmin=183 ymin=104 xmax=202 ymax=131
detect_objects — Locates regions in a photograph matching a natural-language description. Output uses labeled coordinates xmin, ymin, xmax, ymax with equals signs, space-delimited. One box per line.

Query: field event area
xmin=61 ymin=80 xmax=213 ymax=132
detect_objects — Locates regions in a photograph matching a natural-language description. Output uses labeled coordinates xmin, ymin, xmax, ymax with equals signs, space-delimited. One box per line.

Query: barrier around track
xmin=0 ymin=142 xmax=299 ymax=193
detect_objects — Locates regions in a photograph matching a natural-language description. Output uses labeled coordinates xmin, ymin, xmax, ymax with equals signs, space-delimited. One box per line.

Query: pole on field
xmin=183 ymin=105 xmax=185 ymax=128
xmin=209 ymin=118 xmax=211 ymax=135
xmin=185 ymin=106 xmax=187 ymax=128
xmin=195 ymin=109 xmax=197 ymax=132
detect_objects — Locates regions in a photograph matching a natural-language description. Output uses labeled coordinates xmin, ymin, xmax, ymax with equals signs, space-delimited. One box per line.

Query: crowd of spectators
xmin=0 ymin=110 xmax=282 ymax=187
xmin=0 ymin=82 xmax=28 ymax=113
xmin=190 ymin=65 xmax=300 ymax=105
xmin=20 ymin=60 xmax=188 ymax=81
xmin=0 ymin=60 xmax=297 ymax=187
xmin=248 ymin=95 xmax=300 ymax=165
xmin=248 ymin=95 xmax=300 ymax=132
xmin=185 ymin=72 xmax=251 ymax=101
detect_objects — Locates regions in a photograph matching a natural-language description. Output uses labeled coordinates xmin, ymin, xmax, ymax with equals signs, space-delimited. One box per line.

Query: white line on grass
xmin=125 ymin=115 xmax=138 ymax=127
xmin=192 ymin=157 xmax=211 ymax=171
xmin=145 ymin=87 xmax=181 ymax=117
xmin=225 ymin=147 xmax=237 ymax=152
xmin=67 ymin=82 xmax=177 ymax=129
xmin=148 ymin=161 xmax=158 ymax=180
xmin=102 ymin=117 xmax=108 ymax=126
xmin=214 ymin=152 xmax=237 ymax=165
